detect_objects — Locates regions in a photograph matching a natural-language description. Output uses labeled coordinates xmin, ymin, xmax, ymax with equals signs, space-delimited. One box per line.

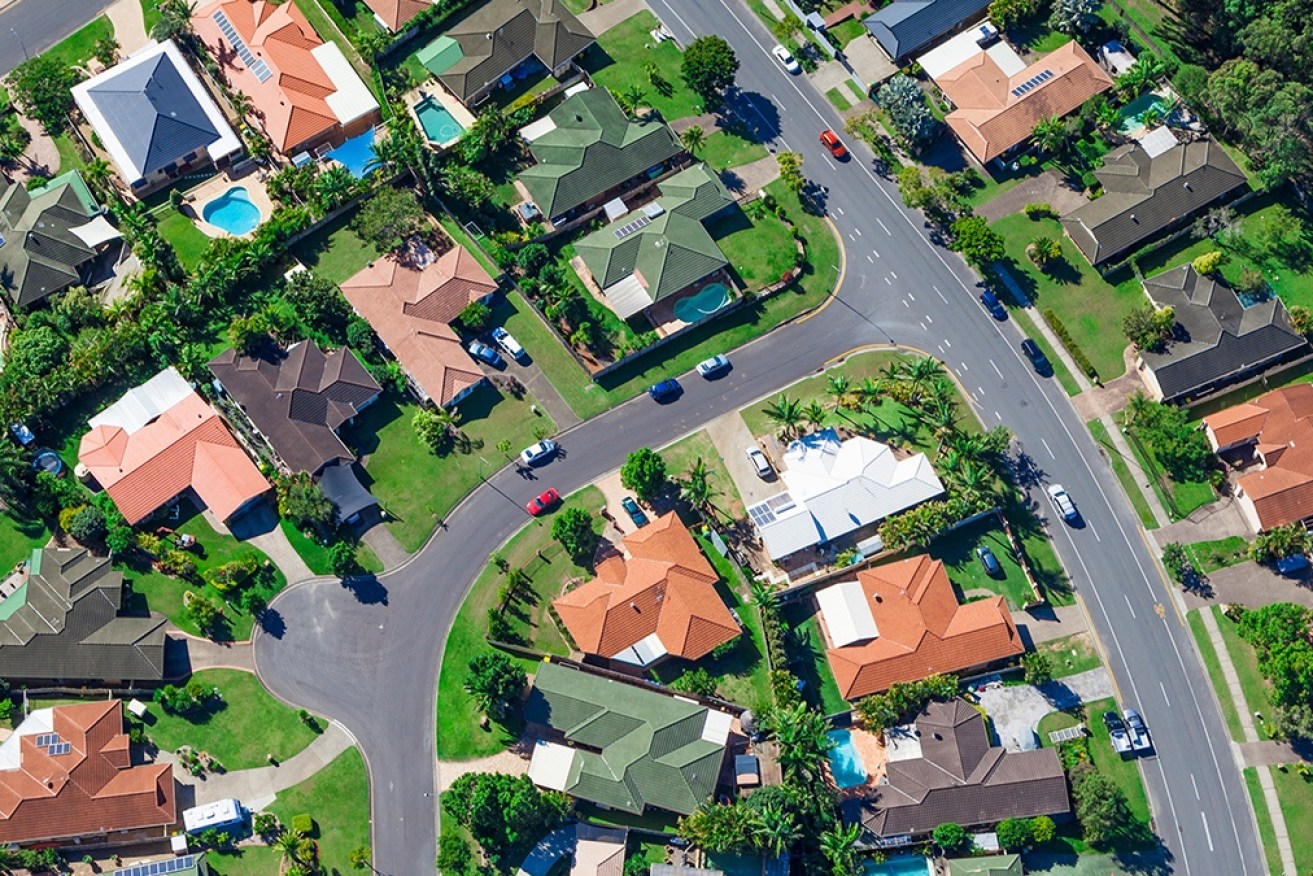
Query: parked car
xmin=467 ymin=340 xmax=503 ymax=367
xmin=1104 ymin=711 xmax=1133 ymax=755
xmin=746 ymin=447 xmax=772 ymax=478
xmin=1276 ymin=553 xmax=1309 ymax=576
xmin=771 ymin=44 xmax=801 ymax=74
xmin=819 ymin=129 xmax=848 ymax=160
xmin=648 ymin=378 xmax=681 ymax=403
xmin=620 ymin=496 xmax=649 ymax=528
xmin=976 ymin=545 xmax=1002 ymax=577
xmin=1047 ymin=484 xmax=1078 ymax=523
xmin=980 ymin=289 xmax=1007 ymax=320
xmin=519 ymin=439 xmax=558 ymax=466
xmin=697 ymin=354 xmax=730 ymax=378
xmin=491 ymin=326 xmax=526 ymax=361
xmin=1123 ymin=709 xmax=1153 ymax=753
xmin=1021 ymin=338 xmax=1051 ymax=375
xmin=526 ymin=488 xmax=560 ymax=516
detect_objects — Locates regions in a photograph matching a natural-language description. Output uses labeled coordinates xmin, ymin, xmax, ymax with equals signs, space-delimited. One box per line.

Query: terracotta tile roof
xmin=78 ymin=379 xmax=270 ymax=525
xmin=0 ymin=700 xmax=175 ymax=844
xmin=938 ymin=40 xmax=1112 ymax=163
xmin=553 ymin=513 xmax=739 ymax=663
xmin=821 ymin=555 xmax=1023 ymax=700
xmin=361 ymin=0 xmax=430 ymax=32
xmin=1207 ymin=386 xmax=1313 ymax=529
xmin=339 ymin=241 xmax=494 ymax=407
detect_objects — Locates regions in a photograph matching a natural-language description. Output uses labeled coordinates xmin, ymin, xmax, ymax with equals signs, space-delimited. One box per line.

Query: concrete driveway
xmin=975 ymin=667 xmax=1115 ymax=750
xmin=706 ymin=411 xmax=778 ymax=507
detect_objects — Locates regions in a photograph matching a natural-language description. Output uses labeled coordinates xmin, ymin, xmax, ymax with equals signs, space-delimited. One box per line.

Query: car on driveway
xmin=520 ymin=439 xmax=557 ymax=466
xmin=746 ymin=447 xmax=772 ymax=478
xmin=620 ymin=496 xmax=648 ymax=528
xmin=467 ymin=340 xmax=503 ymax=367
xmin=1047 ymin=484 xmax=1078 ymax=523
xmin=648 ymin=378 xmax=681 ymax=403
xmin=697 ymin=354 xmax=730 ymax=378
xmin=981 ymin=289 xmax=1007 ymax=320
xmin=1276 ymin=553 xmax=1309 ymax=576
xmin=819 ymin=129 xmax=848 ymax=160
xmin=771 ymin=44 xmax=801 ymax=74
xmin=526 ymin=488 xmax=560 ymax=516
xmin=1104 ymin=711 xmax=1133 ymax=755
xmin=976 ymin=545 xmax=1002 ymax=577
xmin=491 ymin=326 xmax=525 ymax=361
xmin=1124 ymin=708 xmax=1153 ymax=753
xmin=1021 ymin=338 xmax=1051 ymax=376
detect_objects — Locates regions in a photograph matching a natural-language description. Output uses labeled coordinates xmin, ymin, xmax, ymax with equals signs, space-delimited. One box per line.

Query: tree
xmin=457 ymin=300 xmax=492 ymax=332
xmin=819 ymin=821 xmax=862 ymax=876
xmin=282 ymin=271 xmax=353 ymax=344
xmin=1031 ymin=814 xmax=1056 ymax=844
xmin=281 ymin=477 xmax=336 ymax=534
xmin=152 ymin=0 xmax=194 ymax=41
xmin=777 ymin=151 xmax=805 ymax=196
xmin=762 ymin=394 xmax=803 ymax=439
xmin=184 ymin=593 xmax=222 ymax=635
xmin=464 ymin=652 xmax=527 ymax=718
xmin=9 ymin=55 xmax=80 ymax=135
xmin=932 ymin=821 xmax=967 ymax=851
xmin=996 ymin=817 xmax=1034 ymax=850
xmin=949 ymin=216 xmax=1005 ymax=268
xmin=1123 ymin=304 xmax=1176 ymax=352
xmin=441 ymin=773 xmax=570 ymax=866
xmin=876 ymin=74 xmax=938 ymax=151
xmin=440 ymin=164 xmax=497 ymax=214
xmin=753 ymin=803 xmax=801 ymax=856
xmin=1027 ymin=235 xmax=1062 ymax=269
xmin=1192 ymin=250 xmax=1225 ymax=275
xmin=0 ymin=113 xmax=31 ymax=162
xmin=552 ymin=507 xmax=598 ymax=562
xmin=68 ymin=505 xmax=107 ymax=543
xmin=330 ymin=541 xmax=363 ymax=578
xmin=1021 ymin=651 xmax=1053 ymax=685
xmin=621 ymin=448 xmax=668 ymax=502
xmin=681 ymin=36 xmax=739 ymax=110
xmin=349 ymin=845 xmax=372 ymax=870
xmin=437 ymin=832 xmax=473 ymax=874
xmin=1071 ymin=761 xmax=1133 ymax=846
xmin=1290 ymin=305 xmax=1313 ymax=337
xmin=353 ymin=186 xmax=425 ymax=252
xmin=681 ymin=124 xmax=707 ymax=155
xmin=680 ymin=457 xmax=722 ymax=521
xmin=414 ymin=407 xmax=460 ymax=455
xmin=1234 ymin=266 xmax=1268 ymax=296
xmin=312 ymin=164 xmax=357 ymax=214
xmin=1050 ymin=0 xmax=1102 ymax=34
xmin=1031 ymin=115 xmax=1067 ymax=155
xmin=678 ymin=801 xmax=759 ymax=854
xmin=764 ymin=703 xmax=833 ymax=782
xmin=989 ymin=0 xmax=1042 ymax=28
xmin=459 ymin=104 xmax=513 ymax=166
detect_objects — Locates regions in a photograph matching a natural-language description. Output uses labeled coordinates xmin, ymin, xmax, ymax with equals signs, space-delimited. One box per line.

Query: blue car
xmin=467 ymin=340 xmax=504 ymax=367
xmin=981 ymin=289 xmax=1007 ymax=320
xmin=648 ymin=378 xmax=681 ymax=402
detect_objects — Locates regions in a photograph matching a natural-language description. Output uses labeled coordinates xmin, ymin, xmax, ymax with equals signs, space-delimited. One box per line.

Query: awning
xmin=319 ymin=462 xmax=377 ymax=524
xmin=417 ymin=35 xmax=463 ymax=76
xmin=69 ymin=214 xmax=121 ymax=248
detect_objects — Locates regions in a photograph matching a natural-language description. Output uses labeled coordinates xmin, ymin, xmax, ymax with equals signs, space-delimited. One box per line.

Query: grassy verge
xmin=1213 ymin=606 xmax=1274 ymax=739
xmin=825 ymin=87 xmax=852 ymax=112
xmin=495 ymin=290 xmax=610 ymax=421
xmin=1188 ymin=608 xmax=1246 ymax=742
xmin=659 ymin=430 xmax=745 ymax=520
xmin=1272 ymin=766 xmax=1313 ymax=872
xmin=1119 ymin=415 xmax=1215 ymax=521
xmin=1039 ymin=696 xmax=1153 ymax=829
xmin=44 ymin=16 xmax=112 ymax=68
xmin=1087 ymin=418 xmax=1158 ymax=529
xmin=780 ymin=600 xmax=848 ymax=715
xmin=700 ymin=127 xmax=768 ymax=172
xmin=1009 ymin=308 xmax=1081 ymax=396
xmin=278 ymin=518 xmax=382 ymax=576
xmin=929 ymin=516 xmax=1038 ymax=610
xmin=1185 ymin=535 xmax=1248 ymax=573
xmin=711 ymin=205 xmax=796 ymax=293
xmin=1244 ymin=767 xmax=1284 ymax=876
xmin=1037 ymin=632 xmax=1103 ymax=679
xmin=157 ymin=211 xmax=213 ymax=271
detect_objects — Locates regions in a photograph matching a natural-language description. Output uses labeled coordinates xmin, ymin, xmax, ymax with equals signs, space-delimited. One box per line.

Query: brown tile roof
xmin=0 ymin=700 xmax=175 ymax=844
xmin=938 ymin=40 xmax=1112 ymax=163
xmin=821 ymin=555 xmax=1023 ymax=700
xmin=857 ymin=699 xmax=1069 ymax=838
xmin=339 ymin=241 xmax=495 ymax=406
xmin=209 ymin=340 xmax=380 ymax=475
xmin=78 ymin=387 xmax=270 ymax=525
xmin=1206 ymin=385 xmax=1313 ymax=529
xmin=553 ymin=513 xmax=739 ymax=662
xmin=361 ymin=0 xmax=430 ymax=31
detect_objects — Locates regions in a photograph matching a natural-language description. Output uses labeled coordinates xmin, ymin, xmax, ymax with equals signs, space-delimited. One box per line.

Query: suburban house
xmin=559 ymin=825 xmax=626 ymax=876
xmin=863 ymin=0 xmax=992 ymax=64
xmin=518 ymin=87 xmax=685 ymax=226
xmin=1061 ymin=137 xmax=1248 ymax=267
xmin=0 ymin=700 xmax=176 ymax=846
xmin=526 ymin=661 xmax=733 ymax=815
xmin=0 ymin=171 xmax=117 ymax=309
xmin=745 ymin=429 xmax=945 ymax=564
xmin=930 ymin=38 xmax=1113 ymax=165
xmin=1203 ymin=385 xmax=1313 ymax=531
xmin=849 ymin=699 xmax=1069 ymax=842
xmin=553 ymin=512 xmax=739 ymax=667
xmin=191 ymin=0 xmax=381 ymax=156
xmin=421 ymin=0 xmax=594 ymax=106
xmin=816 ymin=555 xmax=1023 ymax=700
xmin=1135 ymin=264 xmax=1307 ymax=403
xmin=574 ymin=163 xmax=738 ymax=322
xmin=72 ymin=40 xmax=242 ymax=196
xmin=339 ymin=238 xmax=495 ymax=408
xmin=78 ymin=367 xmax=271 ymax=525
xmin=0 ymin=547 xmax=167 ymax=684
xmin=361 ymin=0 xmax=429 ymax=33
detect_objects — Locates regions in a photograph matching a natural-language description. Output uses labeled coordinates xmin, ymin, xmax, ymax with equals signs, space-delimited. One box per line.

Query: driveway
xmin=705 ymin=411 xmax=777 ymax=508
xmin=975 ymin=667 xmax=1115 ymax=750
xmin=975 ymin=170 xmax=1090 ymax=223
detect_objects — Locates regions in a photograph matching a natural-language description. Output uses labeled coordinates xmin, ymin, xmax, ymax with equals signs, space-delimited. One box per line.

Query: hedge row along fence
xmin=1041 ymin=308 xmax=1099 ymax=383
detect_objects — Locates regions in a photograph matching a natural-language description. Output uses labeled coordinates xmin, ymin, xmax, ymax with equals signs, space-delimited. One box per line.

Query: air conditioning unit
xmin=975 ymin=21 xmax=1000 ymax=47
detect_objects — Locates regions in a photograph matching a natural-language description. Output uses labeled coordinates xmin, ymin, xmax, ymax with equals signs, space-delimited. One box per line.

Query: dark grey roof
xmin=1140 ymin=265 xmax=1308 ymax=401
xmin=0 ymin=176 xmax=99 ymax=308
xmin=0 ymin=547 xmax=166 ymax=683
xmin=439 ymin=0 xmax=595 ymax=101
xmin=85 ymin=52 xmax=222 ymax=178
xmin=1061 ymin=137 xmax=1247 ymax=266
xmin=209 ymin=341 xmax=381 ymax=476
xmin=863 ymin=0 xmax=991 ymax=61
xmin=319 ymin=461 xmax=378 ymax=524
xmin=854 ymin=699 xmax=1069 ymax=838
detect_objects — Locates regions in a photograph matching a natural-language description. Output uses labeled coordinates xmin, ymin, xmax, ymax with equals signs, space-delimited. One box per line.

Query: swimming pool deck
xmin=827 ymin=725 xmax=887 ymax=798
xmin=187 ymin=166 xmax=275 ymax=239
xmin=405 ymin=85 xmax=475 ymax=150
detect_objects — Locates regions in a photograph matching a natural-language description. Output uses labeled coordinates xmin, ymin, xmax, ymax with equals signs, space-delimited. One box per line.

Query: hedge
xmin=1041 ymin=308 xmax=1098 ymax=381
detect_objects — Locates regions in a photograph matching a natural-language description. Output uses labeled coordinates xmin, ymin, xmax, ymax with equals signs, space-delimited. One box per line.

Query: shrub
xmin=1021 ymin=651 xmax=1053 ymax=685
xmin=620 ymin=448 xmax=667 ymax=502
xmin=551 ymin=507 xmax=598 ymax=563
xmin=1123 ymin=303 xmax=1176 ymax=352
xmin=58 ymin=504 xmax=88 ymax=535
xmin=68 ymin=506 xmax=108 ymax=543
xmin=1192 ymin=250 xmax=1225 ymax=275
xmin=441 ymin=773 xmax=571 ymax=866
xmin=1023 ymin=202 xmax=1055 ymax=219
xmin=203 ymin=554 xmax=260 ymax=592
xmin=856 ymin=675 xmax=960 ymax=731
xmin=437 ymin=832 xmax=474 ymax=874
xmin=1042 ymin=309 xmax=1098 ymax=380
xmin=996 ymin=816 xmax=1033 ymax=850
xmin=1161 ymin=542 xmax=1194 ymax=584
xmin=932 ymin=821 xmax=967 ymax=851
xmin=1031 ymin=814 xmax=1056 ymax=843
xmin=329 ymin=541 xmax=363 ymax=578
xmin=670 ymin=666 xmax=719 ymax=697
xmin=291 ymin=813 xmax=314 ymax=836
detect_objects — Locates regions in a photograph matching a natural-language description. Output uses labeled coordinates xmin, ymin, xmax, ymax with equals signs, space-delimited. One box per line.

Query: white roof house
xmin=815 ymin=578 xmax=880 ymax=646
xmin=746 ymin=429 xmax=945 ymax=561
xmin=917 ymin=20 xmax=1025 ymax=80
xmin=87 ymin=366 xmax=193 ymax=435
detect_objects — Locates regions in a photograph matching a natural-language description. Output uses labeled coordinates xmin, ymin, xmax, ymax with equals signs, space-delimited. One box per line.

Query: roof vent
xmin=1184 ymin=181 xmax=1193 ymax=191
xmin=933 ymin=732 xmax=943 ymax=741
xmin=873 ymin=593 xmax=882 ymax=603
xmin=1130 ymin=214 xmax=1139 ymax=223
xmin=630 ymin=602 xmax=639 ymax=611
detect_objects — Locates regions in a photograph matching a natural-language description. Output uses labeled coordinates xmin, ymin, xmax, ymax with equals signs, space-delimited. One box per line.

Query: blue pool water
xmin=415 ymin=97 xmax=465 ymax=144
xmin=1117 ymin=92 xmax=1173 ymax=134
xmin=825 ymin=729 xmax=868 ymax=789
xmin=863 ymin=855 xmax=933 ymax=876
xmin=201 ymin=186 xmax=261 ymax=235
xmin=326 ymin=128 xmax=378 ymax=178
xmin=673 ymin=282 xmax=730 ymax=323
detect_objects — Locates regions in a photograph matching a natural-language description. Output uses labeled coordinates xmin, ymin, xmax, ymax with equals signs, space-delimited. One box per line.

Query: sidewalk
xmin=1092 ymin=413 xmax=1169 ymax=527
xmin=1197 ymin=608 xmax=1296 ymax=874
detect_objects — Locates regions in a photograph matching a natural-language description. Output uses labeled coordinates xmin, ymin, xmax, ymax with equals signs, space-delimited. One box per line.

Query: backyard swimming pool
xmin=825 ymin=728 xmax=868 ymax=789
xmin=863 ymin=855 xmax=933 ymax=875
xmin=202 ymin=186 xmax=261 ymax=235
xmin=1117 ymin=92 xmax=1174 ymax=135
xmin=415 ymin=96 xmax=466 ymax=145
xmin=326 ymin=128 xmax=378 ymax=178
xmin=672 ymin=282 xmax=730 ymax=323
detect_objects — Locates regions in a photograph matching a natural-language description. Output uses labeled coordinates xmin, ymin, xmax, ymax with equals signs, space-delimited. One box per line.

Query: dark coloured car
xmin=976 ymin=545 xmax=1002 ymax=577
xmin=1276 ymin=553 xmax=1309 ymax=576
xmin=467 ymin=340 xmax=504 ymax=367
xmin=526 ymin=488 xmax=560 ymax=516
xmin=1021 ymin=338 xmax=1052 ymax=375
xmin=648 ymin=378 xmax=681 ymax=403
xmin=980 ymin=289 xmax=1007 ymax=320
xmin=620 ymin=496 xmax=648 ymax=528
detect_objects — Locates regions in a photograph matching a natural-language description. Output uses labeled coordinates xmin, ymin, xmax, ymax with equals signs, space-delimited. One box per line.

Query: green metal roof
xmin=526 ymin=662 xmax=730 ymax=815
xmin=519 ymin=88 xmax=683 ymax=219
xmin=417 ymin=35 xmax=464 ymax=76
xmin=31 ymin=171 xmax=99 ymax=215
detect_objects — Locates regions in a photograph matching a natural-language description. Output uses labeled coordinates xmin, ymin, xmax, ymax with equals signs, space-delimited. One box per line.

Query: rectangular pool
xmin=826 ymin=728 xmax=868 ymax=789
xmin=863 ymin=855 xmax=933 ymax=876
xmin=415 ymin=96 xmax=466 ymax=146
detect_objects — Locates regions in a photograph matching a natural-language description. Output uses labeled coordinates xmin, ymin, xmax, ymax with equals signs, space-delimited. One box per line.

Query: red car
xmin=526 ymin=488 xmax=560 ymax=516
xmin=819 ymin=129 xmax=848 ymax=160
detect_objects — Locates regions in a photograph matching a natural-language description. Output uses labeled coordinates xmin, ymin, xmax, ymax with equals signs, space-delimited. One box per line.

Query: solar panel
xmin=212 ymin=11 xmax=272 ymax=82
xmin=47 ymin=742 xmax=71 ymax=756
xmin=613 ymin=214 xmax=652 ymax=240
xmin=117 ymin=856 xmax=197 ymax=876
xmin=748 ymin=503 xmax=775 ymax=526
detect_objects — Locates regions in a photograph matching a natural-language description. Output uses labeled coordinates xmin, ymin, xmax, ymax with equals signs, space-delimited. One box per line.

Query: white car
xmin=520 ymin=439 xmax=557 ymax=466
xmin=1123 ymin=709 xmax=1153 ymax=753
xmin=696 ymin=354 xmax=729 ymax=377
xmin=491 ymin=326 xmax=525 ymax=361
xmin=746 ymin=447 xmax=772 ymax=478
xmin=772 ymin=44 xmax=801 ymax=74
xmin=1047 ymin=484 xmax=1078 ymax=523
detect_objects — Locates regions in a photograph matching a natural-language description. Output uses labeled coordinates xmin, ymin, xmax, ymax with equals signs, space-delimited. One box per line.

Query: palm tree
xmin=951 ymin=458 xmax=993 ymax=505
xmin=749 ymin=578 xmax=776 ymax=608
xmin=1031 ymin=115 xmax=1066 ymax=155
xmin=619 ymin=85 xmax=646 ymax=118
xmin=819 ymin=822 xmax=862 ymax=876
xmin=272 ymin=829 xmax=305 ymax=867
xmin=903 ymin=356 xmax=946 ymax=404
xmin=680 ymin=457 xmax=723 ymax=522
xmin=681 ymin=124 xmax=706 ymax=156
xmin=1096 ymin=100 xmax=1121 ymax=131
xmin=82 ymin=157 xmax=113 ymax=197
xmin=921 ymin=397 xmax=958 ymax=439
xmin=313 ymin=164 xmax=356 ymax=214
xmin=753 ymin=803 xmax=801 ymax=856
xmin=229 ymin=91 xmax=253 ymax=124
xmin=802 ymin=400 xmax=828 ymax=432
xmin=768 ymin=703 xmax=834 ymax=782
xmin=762 ymin=395 xmax=803 ymax=440
xmin=1028 ymin=236 xmax=1062 ymax=270
xmin=826 ymin=373 xmax=853 ymax=409
xmin=1123 ymin=391 xmax=1154 ymax=429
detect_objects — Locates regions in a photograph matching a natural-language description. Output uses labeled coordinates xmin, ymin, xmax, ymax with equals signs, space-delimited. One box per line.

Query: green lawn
xmin=1185 ymin=535 xmax=1248 ymax=573
xmin=139 ymin=0 xmax=162 ymax=35
xmin=780 ymin=601 xmax=848 ymax=714
xmin=1271 ymin=765 xmax=1313 ymax=873
xmin=1037 ymin=632 xmax=1104 ymax=679
xmin=1087 ymin=418 xmax=1158 ymax=530
xmin=929 ymin=516 xmax=1038 ymax=610
xmin=0 ymin=514 xmax=50 ymax=576
xmin=579 ymin=11 xmax=705 ymax=122
xmin=43 ymin=15 xmax=112 ymax=69
xmin=1119 ymin=414 xmax=1215 ymax=521
xmin=1187 ymin=608 xmax=1246 ymax=742
xmin=659 ymin=430 xmax=745 ymax=520
xmin=711 ymin=205 xmax=796 ymax=292
xmin=495 ymin=289 xmax=610 ymax=421
xmin=344 ymin=385 xmax=554 ymax=552
xmin=157 ymin=210 xmax=213 ymax=270
xmin=1006 ymin=494 xmax=1074 ymax=606
xmin=825 ymin=87 xmax=853 ymax=112
xmin=140 ymin=669 xmax=320 ymax=770
xmin=992 ymin=214 xmax=1140 ymax=381
xmin=53 ymin=132 xmax=86 ymax=175
xmin=435 ymin=486 xmax=603 ymax=761
xmin=490 ymin=72 xmax=560 ymax=111
xmin=288 ymin=211 xmax=381 ymax=285
xmin=437 ymin=214 xmax=501 ymax=278
xmin=1244 ymin=767 xmax=1285 ymax=876
xmin=278 ymin=518 xmax=382 ymax=577
xmin=699 ymin=127 xmax=769 ymax=172
xmin=826 ymin=18 xmax=867 ymax=48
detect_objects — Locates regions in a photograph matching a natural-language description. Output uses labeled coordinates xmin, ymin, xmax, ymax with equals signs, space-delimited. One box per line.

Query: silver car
xmin=519 ymin=439 xmax=557 ymax=466
xmin=746 ymin=447 xmax=772 ymax=478
xmin=1123 ymin=709 xmax=1153 ymax=753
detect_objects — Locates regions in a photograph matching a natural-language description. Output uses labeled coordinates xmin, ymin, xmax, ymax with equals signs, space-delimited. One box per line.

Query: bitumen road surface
xmin=253 ymin=1 xmax=1264 ymax=872
xmin=0 ymin=0 xmax=118 ymax=75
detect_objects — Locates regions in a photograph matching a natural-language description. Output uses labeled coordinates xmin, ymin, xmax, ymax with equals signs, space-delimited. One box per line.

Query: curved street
xmin=254 ymin=1 xmax=1264 ymax=872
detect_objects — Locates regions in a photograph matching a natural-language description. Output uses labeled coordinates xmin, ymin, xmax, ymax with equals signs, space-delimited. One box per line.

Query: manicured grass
xmin=711 ymin=205 xmax=796 ymax=292
xmin=1185 ymin=535 xmax=1248 ymax=573
xmin=344 ymin=386 xmax=555 ymax=552
xmin=0 ymin=514 xmax=50 ymax=577
xmin=1087 ymin=418 xmax=1158 ymax=530
xmin=1038 ymin=632 xmax=1103 ymax=679
xmin=278 ymin=518 xmax=382 ymax=577
xmin=1187 ymin=608 xmax=1246 ymax=743
xmin=1271 ymin=765 xmax=1313 ymax=873
xmin=826 ymin=18 xmax=867 ymax=48
xmin=825 ymin=87 xmax=853 ymax=112
xmin=1244 ymin=767 xmax=1285 ymax=876
xmin=53 ymin=132 xmax=86 ymax=175
xmin=156 ymin=210 xmax=213 ymax=270
xmin=1212 ymin=606 xmax=1275 ymax=740
xmin=699 ymin=127 xmax=769 ymax=172
xmin=288 ymin=211 xmax=381 ymax=285
xmin=929 ymin=516 xmax=1038 ymax=610
xmin=43 ymin=15 xmax=112 ymax=69
xmin=490 ymin=72 xmax=560 ymax=111
xmin=580 ymin=11 xmax=705 ymax=122
xmin=780 ymin=600 xmax=848 ymax=714
xmin=578 ymin=802 xmax=678 ymax=834
xmin=1008 ymin=307 xmax=1081 ymax=396
xmin=139 ymin=0 xmax=162 ymax=36
xmin=435 ymin=487 xmax=604 ymax=761
xmin=1007 ymin=494 xmax=1074 ymax=607
xmin=496 ymin=290 xmax=610 ymax=420
xmin=1119 ymin=414 xmax=1215 ymax=522
xmin=140 ymin=669 xmax=320 ymax=770
xmin=962 ymin=159 xmax=1045 ymax=210
xmin=992 ymin=214 xmax=1140 ymax=381
xmin=659 ymin=430 xmax=745 ymax=520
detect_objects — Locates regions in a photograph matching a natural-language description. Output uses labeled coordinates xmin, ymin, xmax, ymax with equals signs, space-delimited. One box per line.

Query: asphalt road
xmin=0 ymin=0 xmax=118 ymax=75
xmin=254 ymin=1 xmax=1265 ymax=872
